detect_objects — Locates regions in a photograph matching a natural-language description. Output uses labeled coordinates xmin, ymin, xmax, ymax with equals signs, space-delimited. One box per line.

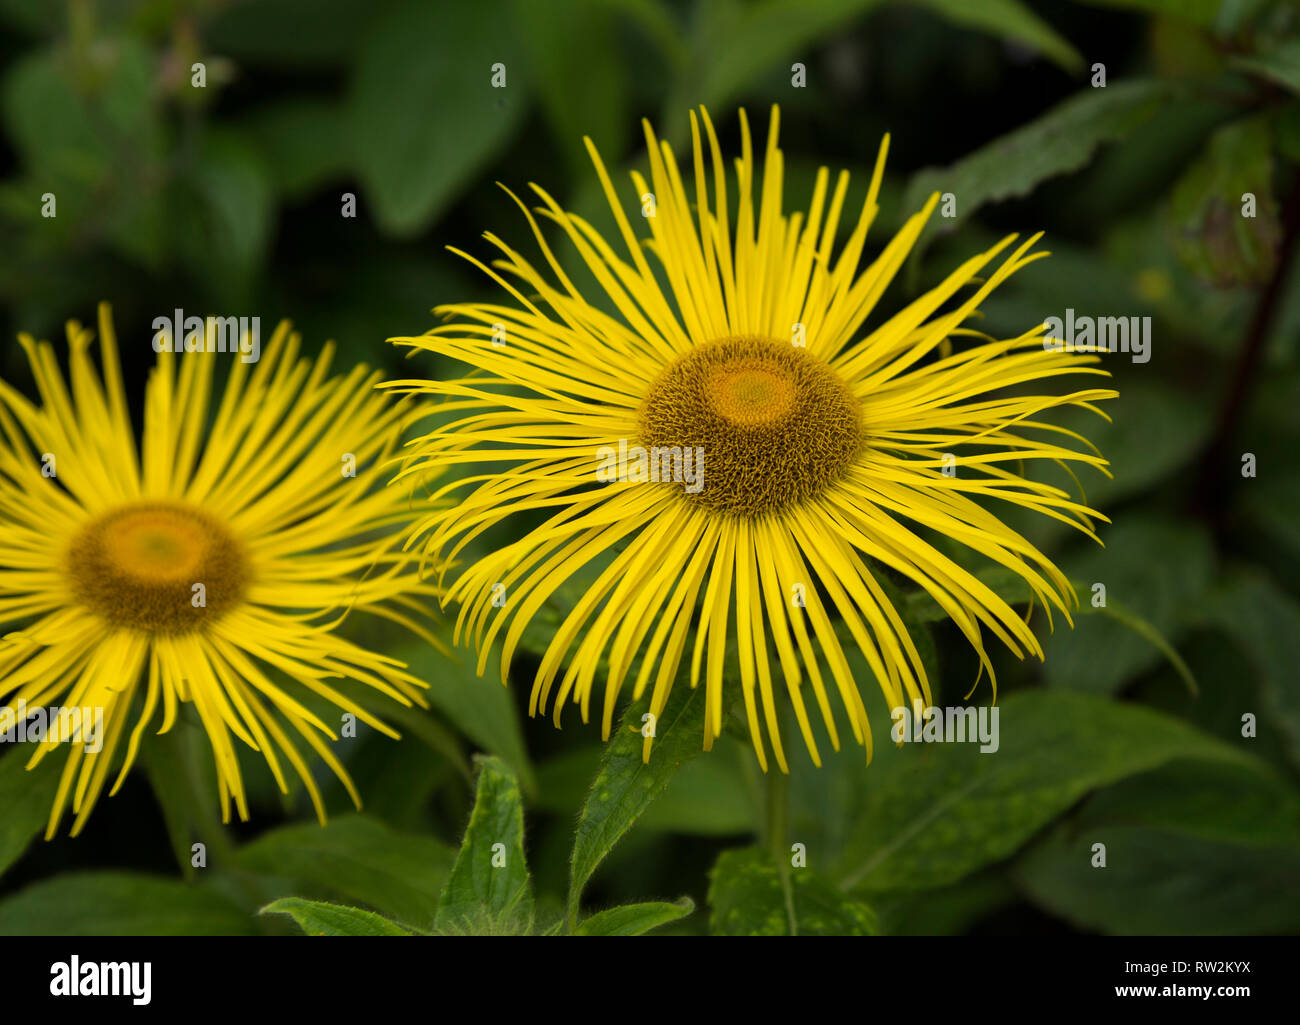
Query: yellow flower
xmin=0 ymin=305 xmax=437 ymax=837
xmin=387 ymin=106 xmax=1116 ymax=771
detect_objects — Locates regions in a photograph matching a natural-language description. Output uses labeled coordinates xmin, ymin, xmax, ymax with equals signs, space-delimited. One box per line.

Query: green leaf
xmin=206 ymin=0 xmax=389 ymax=68
xmin=901 ymin=530 xmax=1206 ymax=698
xmin=574 ymin=897 xmax=695 ymax=935
xmin=174 ymin=130 xmax=275 ymax=299
xmin=1 ymin=38 xmax=160 ymax=241
xmin=0 ymin=873 xmax=255 ymax=936
xmin=0 ymin=0 xmax=60 ymax=35
xmin=535 ymin=741 xmax=755 ymax=836
xmin=1238 ymin=368 xmax=1300 ymax=558
xmin=902 ymin=79 xmax=1170 ymax=260
xmin=1069 ymin=0 xmax=1224 ymax=27
xmin=567 ymin=676 xmax=707 ymax=925
xmin=261 ymin=897 xmax=411 ymax=936
xmin=242 ymin=98 xmax=351 ymax=200
xmin=1203 ymin=570 xmax=1300 ymax=770
xmin=0 ymin=748 xmax=61 ymax=880
xmin=1078 ymin=760 xmax=1300 ymax=848
xmin=436 ymin=755 xmax=534 ymax=934
xmin=238 ymin=814 xmax=455 ymax=928
xmin=1233 ymin=39 xmax=1300 ymax=96
xmin=1276 ymin=101 xmax=1300 ymax=163
xmin=661 ymin=0 xmax=888 ymax=140
xmin=591 ymin=0 xmax=688 ymax=69
xmin=348 ymin=0 xmax=526 ymax=235
xmin=1047 ymin=381 xmax=1214 ymax=511
xmin=874 ymin=873 xmax=1015 ymax=935
xmin=323 ymin=727 xmax=462 ymax=831
xmin=143 ymin=722 xmax=230 ymax=881
xmin=903 ymin=564 xmax=1033 ymax=623
xmin=835 ymin=690 xmax=1256 ymax=893
xmin=513 ymin=0 xmax=628 ymax=176
xmin=1040 ymin=518 xmax=1214 ymax=694
xmin=1014 ymin=715 xmax=1300 ymax=935
xmin=396 ymin=634 xmax=534 ymax=793
xmin=1015 ymin=826 xmax=1300 ymax=934
xmin=709 ymin=847 xmax=879 ymax=936
xmin=1 ymin=51 xmax=86 ymax=166
xmin=1167 ymin=114 xmax=1280 ymax=286
xmin=1091 ymin=594 xmax=1200 ymax=696
xmin=913 ymin=0 xmax=1083 ymax=72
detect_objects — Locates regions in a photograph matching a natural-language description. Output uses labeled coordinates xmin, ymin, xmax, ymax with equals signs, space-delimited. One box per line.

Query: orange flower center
xmin=66 ymin=501 xmax=249 ymax=632
xmin=638 ymin=336 xmax=863 ymax=515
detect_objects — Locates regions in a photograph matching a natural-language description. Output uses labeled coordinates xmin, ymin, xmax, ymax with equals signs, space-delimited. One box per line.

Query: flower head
xmin=388 ymin=106 xmax=1116 ymax=770
xmin=0 ymin=305 xmax=437 ymax=836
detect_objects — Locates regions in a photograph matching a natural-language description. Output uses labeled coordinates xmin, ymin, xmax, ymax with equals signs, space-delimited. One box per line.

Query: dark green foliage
xmin=2 ymin=0 xmax=1299 ymax=937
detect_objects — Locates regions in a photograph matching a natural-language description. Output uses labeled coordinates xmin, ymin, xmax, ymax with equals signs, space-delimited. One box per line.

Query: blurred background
xmin=1 ymin=0 xmax=1298 ymax=935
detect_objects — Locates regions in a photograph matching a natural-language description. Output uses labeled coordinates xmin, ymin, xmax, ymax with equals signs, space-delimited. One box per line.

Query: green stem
xmin=1194 ymin=167 xmax=1300 ymax=534
xmin=764 ymin=769 xmax=797 ymax=936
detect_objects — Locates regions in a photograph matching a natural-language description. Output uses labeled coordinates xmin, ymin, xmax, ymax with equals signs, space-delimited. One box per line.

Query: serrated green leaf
xmin=903 ymin=79 xmax=1169 ymax=261
xmin=436 ymin=755 xmax=533 ymax=934
xmin=0 ymin=873 xmax=255 ymax=936
xmin=567 ymin=677 xmax=707 ymax=925
xmin=575 ymin=896 xmax=695 ymax=935
xmin=261 ymin=897 xmax=411 ymax=936
xmin=709 ymin=847 xmax=879 ymax=936
xmin=535 ymin=741 xmax=755 ymax=836
xmin=835 ymin=690 xmax=1256 ymax=893
xmin=914 ymin=0 xmax=1083 ymax=72
xmin=238 ymin=814 xmax=455 ymax=927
